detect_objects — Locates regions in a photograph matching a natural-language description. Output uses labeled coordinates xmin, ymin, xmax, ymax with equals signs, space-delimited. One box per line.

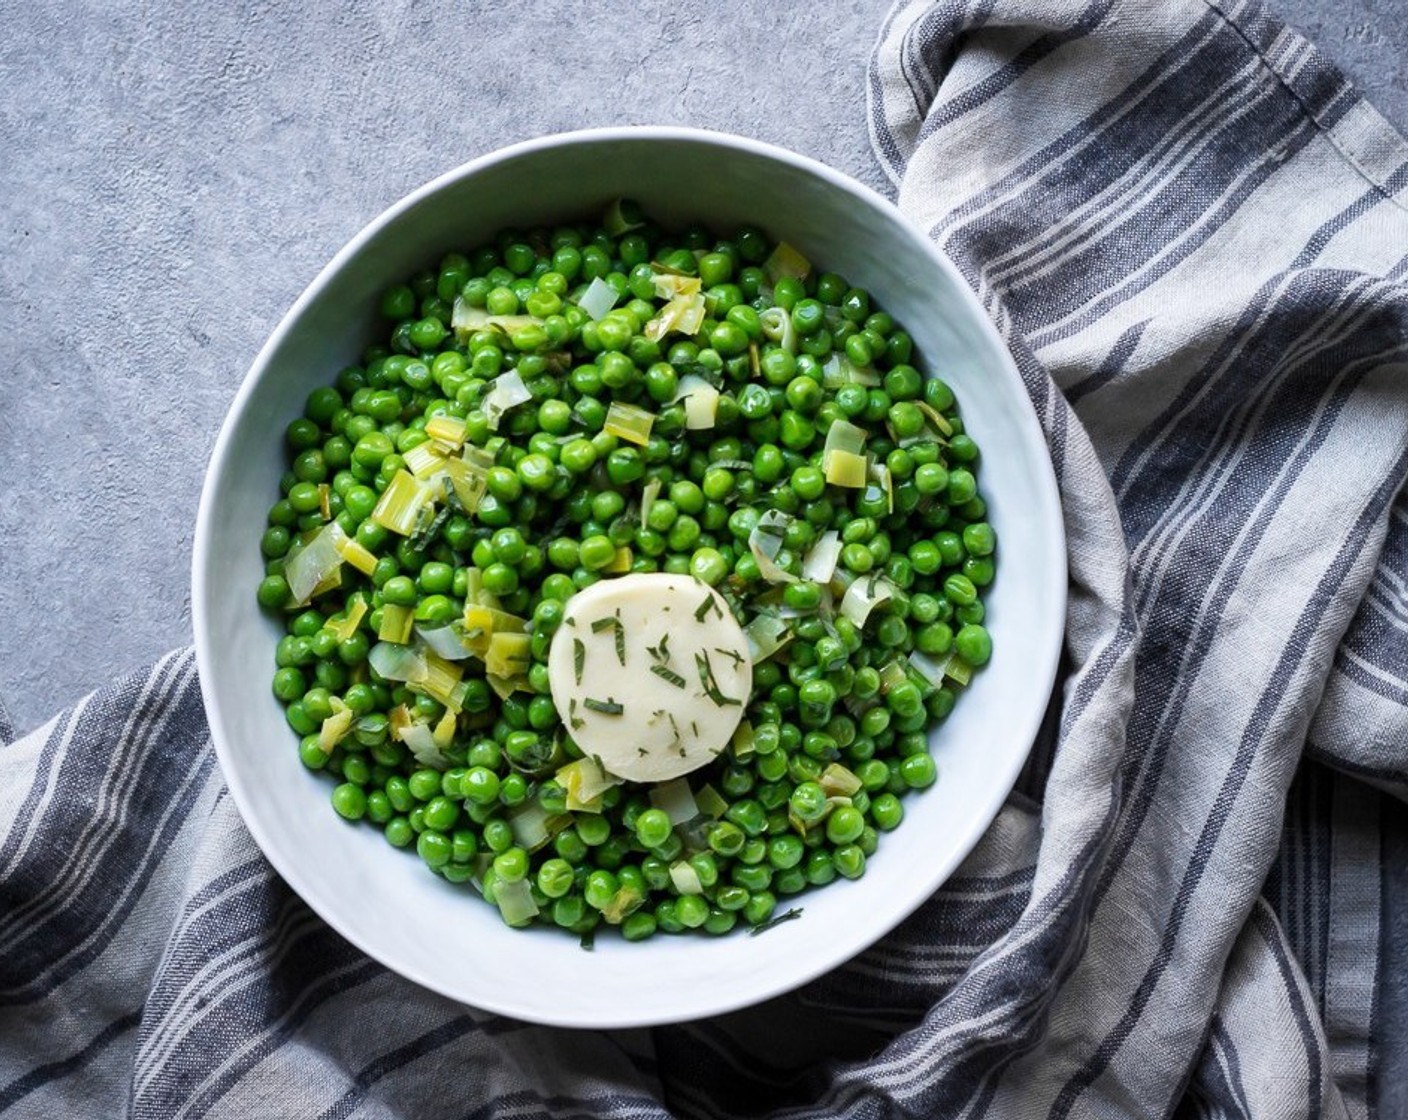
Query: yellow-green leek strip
xmin=600 ymin=885 xmax=643 ymax=925
xmin=605 ymin=546 xmax=633 ymax=574
xmin=694 ymin=784 xmax=729 ymax=819
xmin=639 ymin=478 xmax=661 ymax=532
xmin=668 ymin=861 xmax=704 ymax=896
xmin=335 ymin=535 xmax=378 ymax=577
xmin=485 ymin=631 xmax=531 ymax=678
xmin=557 ymin=756 xmax=620 ymax=812
xmin=916 ymin=400 xmax=954 ymax=438
xmin=943 ymin=652 xmax=974 ymax=687
xmin=402 ymin=441 xmax=445 ymax=480
xmin=424 ymin=414 xmax=468 ymax=448
xmin=434 ymin=458 xmax=488 ymax=513
xmin=762 ymin=240 xmax=810 ymax=284
xmin=377 ymin=603 xmax=415 ymax=644
xmin=823 ymin=449 xmax=868 ymax=488
xmin=317 ymin=703 xmax=354 ymax=754
xmin=371 ymin=470 xmax=434 ymax=536
xmin=485 ymin=672 xmax=530 ymax=700
xmin=730 ymin=719 xmax=756 ymax=761
xmin=603 ymin=401 xmax=656 ymax=446
xmin=284 ymin=522 xmax=347 ymax=605
xmin=822 ymin=420 xmax=868 ymax=487
xmin=325 ymin=596 xmax=368 ymax=643
xmin=759 ymin=306 xmax=796 ymax=354
xmin=432 ymin=706 xmax=458 ymax=748
xmin=650 ymin=272 xmax=702 ymax=300
xmin=413 ymin=650 xmax=465 ymax=710
xmin=819 ymin=762 xmax=863 ymax=798
xmin=450 ymin=298 xmax=541 ymax=337
xmin=878 ymin=659 xmax=910 ymax=695
xmin=494 ymin=878 xmax=539 ymax=927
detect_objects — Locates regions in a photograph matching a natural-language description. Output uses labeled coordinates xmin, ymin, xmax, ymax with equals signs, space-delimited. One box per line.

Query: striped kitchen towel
xmin=3 ymin=0 xmax=1407 ymax=1115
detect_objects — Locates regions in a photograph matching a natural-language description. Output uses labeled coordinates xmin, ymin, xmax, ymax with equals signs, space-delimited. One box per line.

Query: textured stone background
xmin=1 ymin=0 xmax=1403 ymax=1097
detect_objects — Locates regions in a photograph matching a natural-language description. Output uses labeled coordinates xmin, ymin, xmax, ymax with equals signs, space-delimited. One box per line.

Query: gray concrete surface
xmin=0 ymin=0 xmax=1403 ymax=1103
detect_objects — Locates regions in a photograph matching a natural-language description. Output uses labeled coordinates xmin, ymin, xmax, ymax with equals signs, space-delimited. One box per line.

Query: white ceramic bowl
xmin=193 ymin=126 xmax=1065 ymax=1028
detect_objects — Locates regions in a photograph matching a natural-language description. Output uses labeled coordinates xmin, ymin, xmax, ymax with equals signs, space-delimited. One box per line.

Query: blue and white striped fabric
xmin=4 ymin=0 xmax=1407 ymax=1115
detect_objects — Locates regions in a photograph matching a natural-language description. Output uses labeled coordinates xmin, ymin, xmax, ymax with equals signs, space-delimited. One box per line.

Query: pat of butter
xmin=547 ymin=573 xmax=752 ymax=783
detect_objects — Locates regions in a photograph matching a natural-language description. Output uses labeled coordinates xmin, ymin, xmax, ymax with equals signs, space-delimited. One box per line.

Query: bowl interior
xmin=194 ymin=128 xmax=1065 ymax=1028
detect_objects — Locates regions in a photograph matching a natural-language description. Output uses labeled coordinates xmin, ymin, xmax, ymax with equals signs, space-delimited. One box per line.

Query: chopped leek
xmin=649 ymin=778 xmax=699 ymax=826
xmin=508 ymin=801 xmax=571 ymax=852
xmin=944 ymin=652 xmax=974 ymax=687
xmin=432 ymin=707 xmax=458 ymax=748
xmin=464 ymin=603 xmax=527 ymax=635
xmin=430 ymin=459 xmax=487 ymax=515
xmin=669 ymin=861 xmax=704 ymax=896
xmin=601 ymin=885 xmax=644 ymax=925
xmin=878 ymin=659 xmax=909 ymax=694
xmin=603 ymin=401 xmax=656 ymax=446
xmin=749 ymin=509 xmax=798 ymax=584
xmin=377 ymin=603 xmax=415 ymax=644
xmin=667 ymin=373 xmax=721 ymax=430
xmin=402 ymin=441 xmax=445 ymax=479
xmin=485 ymin=631 xmax=531 ymax=678
xmin=425 ymin=414 xmax=468 ymax=448
xmin=413 ymin=651 xmax=465 ymax=709
xmin=639 ymin=478 xmax=661 ymax=532
xmin=335 ymin=535 xmax=378 ymax=577
xmin=416 ymin=621 xmax=478 ymax=661
xmin=758 ymin=306 xmax=796 ymax=354
xmin=577 ymin=275 xmax=620 ymax=320
xmin=450 ymin=298 xmax=541 ymax=336
xmin=284 ymin=522 xmax=347 ymax=606
xmin=494 ymin=877 xmax=539 ymax=927
xmin=645 ymin=274 xmax=706 ymax=342
xmin=368 ymin=641 xmax=426 ymax=683
xmin=839 ymin=575 xmax=895 ymax=627
xmin=908 ymin=651 xmax=946 ymax=691
xmin=730 ymin=719 xmax=755 ymax=761
xmin=482 ymin=371 xmax=533 ymax=430
xmin=694 ymin=784 xmax=729 ymax=819
xmin=318 ymin=704 xmax=354 ymax=754
xmin=462 ymin=444 xmax=496 ymax=473
xmin=651 ymin=272 xmax=702 ymax=300
xmin=823 ymin=449 xmax=867 ymax=488
xmin=822 ymin=420 xmax=868 ymax=487
xmin=916 ymin=400 xmax=954 ymax=437
xmin=398 ymin=719 xmax=449 ymax=771
xmin=868 ymin=460 xmax=894 ymax=514
xmin=605 ymin=546 xmax=633 ymax=574
xmin=821 ymin=352 xmax=880 ymax=388
xmin=486 ymin=672 xmax=530 ymax=700
xmin=557 ymin=756 xmax=621 ymax=811
xmin=371 ymin=470 xmax=434 ymax=536
xmin=801 ymin=531 xmax=842 ymax=583
xmin=325 ymin=596 xmax=368 ymax=643
xmin=819 ymin=763 xmax=863 ymax=798
xmin=744 ymin=613 xmax=792 ymax=662
xmin=762 ymin=240 xmax=811 ymax=284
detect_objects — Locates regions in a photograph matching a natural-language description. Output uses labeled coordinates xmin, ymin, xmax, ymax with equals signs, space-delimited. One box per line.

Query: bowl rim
xmin=193 ymin=124 xmax=1066 ymax=1027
